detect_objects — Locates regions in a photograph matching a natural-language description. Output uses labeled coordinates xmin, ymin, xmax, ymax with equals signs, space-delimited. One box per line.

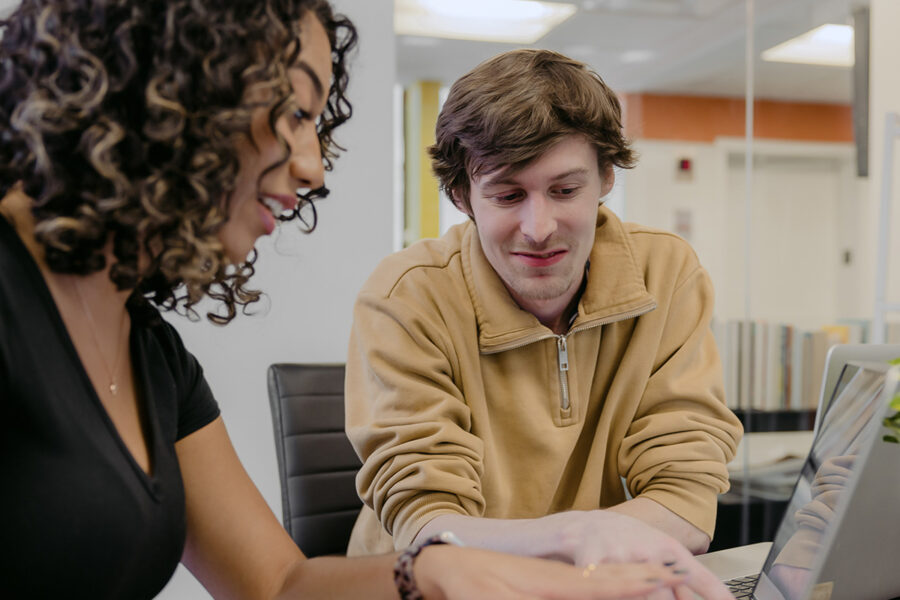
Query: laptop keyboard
xmin=724 ymin=574 xmax=759 ymax=599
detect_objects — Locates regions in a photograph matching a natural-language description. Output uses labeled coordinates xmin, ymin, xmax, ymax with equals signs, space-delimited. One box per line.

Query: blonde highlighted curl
xmin=0 ymin=0 xmax=356 ymax=324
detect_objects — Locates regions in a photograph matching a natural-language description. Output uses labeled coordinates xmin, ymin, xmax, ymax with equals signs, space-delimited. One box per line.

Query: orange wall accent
xmin=623 ymin=93 xmax=854 ymax=143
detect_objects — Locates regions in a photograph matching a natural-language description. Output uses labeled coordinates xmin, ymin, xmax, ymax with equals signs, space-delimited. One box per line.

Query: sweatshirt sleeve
xmin=345 ymin=288 xmax=486 ymax=550
xmin=617 ymin=265 xmax=743 ymax=538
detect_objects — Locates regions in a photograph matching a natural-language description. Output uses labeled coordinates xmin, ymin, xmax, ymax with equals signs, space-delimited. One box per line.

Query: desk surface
xmin=696 ymin=542 xmax=772 ymax=581
xmin=728 ymin=431 xmax=814 ymax=473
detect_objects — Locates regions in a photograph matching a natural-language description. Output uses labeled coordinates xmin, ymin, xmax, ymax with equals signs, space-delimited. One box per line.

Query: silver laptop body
xmin=731 ymin=361 xmax=900 ymax=600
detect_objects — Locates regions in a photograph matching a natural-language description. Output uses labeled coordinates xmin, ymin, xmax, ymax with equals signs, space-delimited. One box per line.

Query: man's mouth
xmin=514 ymin=250 xmax=565 ymax=258
xmin=512 ymin=249 xmax=568 ymax=267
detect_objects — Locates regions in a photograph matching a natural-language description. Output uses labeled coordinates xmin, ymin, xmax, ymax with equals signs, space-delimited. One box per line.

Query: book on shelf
xmin=712 ymin=318 xmax=853 ymax=412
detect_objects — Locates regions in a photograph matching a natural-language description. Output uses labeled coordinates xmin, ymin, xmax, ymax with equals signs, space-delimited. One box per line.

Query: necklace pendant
xmin=109 ymin=382 xmax=118 ymax=395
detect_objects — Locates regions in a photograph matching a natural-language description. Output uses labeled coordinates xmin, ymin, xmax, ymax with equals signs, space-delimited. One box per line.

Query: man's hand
xmin=543 ymin=510 xmax=732 ymax=600
xmin=607 ymin=497 xmax=711 ymax=555
xmin=416 ymin=510 xmax=732 ymax=600
xmin=416 ymin=545 xmax=693 ymax=600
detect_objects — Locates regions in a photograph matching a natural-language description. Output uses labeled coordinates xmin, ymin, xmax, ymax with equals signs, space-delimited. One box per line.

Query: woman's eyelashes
xmin=291 ymin=106 xmax=325 ymax=135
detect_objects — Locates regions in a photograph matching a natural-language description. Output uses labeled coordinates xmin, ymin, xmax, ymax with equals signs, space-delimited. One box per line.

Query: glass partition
xmin=394 ymin=0 xmax=877 ymax=551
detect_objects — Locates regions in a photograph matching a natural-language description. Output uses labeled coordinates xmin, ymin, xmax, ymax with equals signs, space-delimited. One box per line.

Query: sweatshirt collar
xmin=461 ymin=204 xmax=656 ymax=353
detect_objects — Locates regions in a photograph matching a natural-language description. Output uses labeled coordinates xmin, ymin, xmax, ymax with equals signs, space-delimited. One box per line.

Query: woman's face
xmin=220 ymin=11 xmax=333 ymax=263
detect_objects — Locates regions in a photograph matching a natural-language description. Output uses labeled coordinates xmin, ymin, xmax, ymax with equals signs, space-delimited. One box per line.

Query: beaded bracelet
xmin=393 ymin=531 xmax=463 ymax=600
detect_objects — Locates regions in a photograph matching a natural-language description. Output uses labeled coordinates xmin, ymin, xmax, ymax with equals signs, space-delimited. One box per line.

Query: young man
xmin=345 ymin=49 xmax=742 ymax=598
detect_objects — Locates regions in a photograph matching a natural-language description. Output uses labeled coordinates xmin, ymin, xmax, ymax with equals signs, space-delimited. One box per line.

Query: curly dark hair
xmin=0 ymin=0 xmax=357 ymax=323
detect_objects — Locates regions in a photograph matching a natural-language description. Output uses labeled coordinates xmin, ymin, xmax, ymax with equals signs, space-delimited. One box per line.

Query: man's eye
xmin=555 ymin=187 xmax=577 ymax=196
xmin=494 ymin=192 xmax=521 ymax=203
xmin=293 ymin=108 xmax=312 ymax=122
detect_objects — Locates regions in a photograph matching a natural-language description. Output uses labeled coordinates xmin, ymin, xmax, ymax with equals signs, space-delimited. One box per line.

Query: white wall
xmin=623 ymin=138 xmax=866 ymax=327
xmin=157 ymin=0 xmax=395 ymax=597
xmin=723 ymin=152 xmax=844 ymax=325
xmin=866 ymin=0 xmax=900 ymax=330
xmin=623 ymin=140 xmax=726 ymax=290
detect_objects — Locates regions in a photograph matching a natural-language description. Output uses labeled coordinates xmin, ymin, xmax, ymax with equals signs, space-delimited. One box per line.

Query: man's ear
xmin=600 ymin=165 xmax=615 ymax=198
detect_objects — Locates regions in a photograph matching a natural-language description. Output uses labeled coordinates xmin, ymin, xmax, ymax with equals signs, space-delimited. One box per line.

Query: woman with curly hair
xmin=0 ymin=0 xmax=691 ymax=598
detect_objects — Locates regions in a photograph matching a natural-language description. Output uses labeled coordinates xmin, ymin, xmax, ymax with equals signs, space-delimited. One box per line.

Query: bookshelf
xmin=712 ymin=319 xmax=859 ymax=413
xmin=713 ymin=410 xmax=815 ymax=550
xmin=714 ymin=407 xmax=816 ymax=551
xmin=731 ymin=408 xmax=815 ymax=432
xmin=711 ymin=495 xmax=787 ymax=552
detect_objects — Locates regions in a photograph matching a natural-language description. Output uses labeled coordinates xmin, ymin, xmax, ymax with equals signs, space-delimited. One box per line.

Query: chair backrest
xmin=267 ymin=363 xmax=363 ymax=557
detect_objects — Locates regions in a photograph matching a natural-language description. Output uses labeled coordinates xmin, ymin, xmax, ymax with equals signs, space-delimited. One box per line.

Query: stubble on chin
xmin=509 ymin=277 xmax=574 ymax=301
xmin=502 ymin=261 xmax=579 ymax=302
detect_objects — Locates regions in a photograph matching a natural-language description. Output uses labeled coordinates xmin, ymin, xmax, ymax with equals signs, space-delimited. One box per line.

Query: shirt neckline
xmin=0 ymin=214 xmax=163 ymax=493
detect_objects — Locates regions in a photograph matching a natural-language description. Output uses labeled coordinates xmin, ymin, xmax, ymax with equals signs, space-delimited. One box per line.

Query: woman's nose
xmin=289 ymin=128 xmax=326 ymax=191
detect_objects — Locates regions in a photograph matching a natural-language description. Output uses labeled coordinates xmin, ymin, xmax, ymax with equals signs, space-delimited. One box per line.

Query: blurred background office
xmin=0 ymin=0 xmax=895 ymax=597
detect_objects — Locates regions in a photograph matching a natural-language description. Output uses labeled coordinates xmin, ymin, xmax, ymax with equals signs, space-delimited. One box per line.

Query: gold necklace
xmin=72 ymin=278 xmax=128 ymax=396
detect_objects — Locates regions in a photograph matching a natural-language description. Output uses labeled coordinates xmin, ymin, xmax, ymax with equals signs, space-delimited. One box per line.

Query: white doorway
xmin=721 ymin=148 xmax=858 ymax=326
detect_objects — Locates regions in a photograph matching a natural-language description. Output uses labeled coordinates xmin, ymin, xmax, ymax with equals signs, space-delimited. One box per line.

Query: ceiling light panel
xmin=580 ymin=0 xmax=737 ymax=18
xmin=395 ymin=0 xmax=578 ymax=44
xmin=761 ymin=24 xmax=854 ymax=67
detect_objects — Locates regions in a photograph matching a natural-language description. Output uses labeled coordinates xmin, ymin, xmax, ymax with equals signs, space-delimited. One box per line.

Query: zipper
xmin=553 ymin=320 xmax=609 ymax=413
xmin=557 ymin=335 xmax=570 ymax=411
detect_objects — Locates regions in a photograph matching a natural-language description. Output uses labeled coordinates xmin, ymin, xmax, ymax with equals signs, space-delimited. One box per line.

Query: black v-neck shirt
xmin=0 ymin=216 xmax=220 ymax=598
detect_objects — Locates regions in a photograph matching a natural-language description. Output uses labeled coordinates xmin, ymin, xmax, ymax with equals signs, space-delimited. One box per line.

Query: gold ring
xmin=582 ymin=563 xmax=598 ymax=578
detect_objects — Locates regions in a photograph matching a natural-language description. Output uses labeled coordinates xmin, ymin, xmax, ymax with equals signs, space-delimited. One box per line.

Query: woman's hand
xmin=414 ymin=545 xmax=691 ymax=600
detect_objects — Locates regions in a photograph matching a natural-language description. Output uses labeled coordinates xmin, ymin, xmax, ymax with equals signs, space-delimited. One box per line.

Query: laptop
xmin=812 ymin=344 xmax=900 ymax=438
xmin=722 ymin=360 xmax=900 ymax=600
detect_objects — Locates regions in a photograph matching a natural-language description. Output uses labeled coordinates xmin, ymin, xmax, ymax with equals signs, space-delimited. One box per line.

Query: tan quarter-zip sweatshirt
xmin=345 ymin=205 xmax=743 ymax=555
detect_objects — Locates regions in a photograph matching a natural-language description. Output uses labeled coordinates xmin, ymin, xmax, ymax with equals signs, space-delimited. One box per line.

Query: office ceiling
xmin=0 ymin=0 xmax=864 ymax=103
xmin=396 ymin=0 xmax=868 ymax=103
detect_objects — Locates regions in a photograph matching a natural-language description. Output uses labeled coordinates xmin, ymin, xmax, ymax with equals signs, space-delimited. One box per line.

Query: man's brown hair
xmin=429 ymin=49 xmax=636 ymax=213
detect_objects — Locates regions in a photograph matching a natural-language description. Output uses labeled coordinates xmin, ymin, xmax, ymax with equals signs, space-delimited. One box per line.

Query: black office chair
xmin=267 ymin=363 xmax=363 ymax=557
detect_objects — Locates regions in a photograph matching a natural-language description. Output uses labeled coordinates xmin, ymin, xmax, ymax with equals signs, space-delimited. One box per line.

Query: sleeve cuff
xmin=638 ymin=482 xmax=720 ymax=539
xmin=392 ymin=493 xmax=474 ymax=550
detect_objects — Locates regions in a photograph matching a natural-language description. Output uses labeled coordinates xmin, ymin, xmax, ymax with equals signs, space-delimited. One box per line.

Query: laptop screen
xmin=753 ymin=361 xmax=889 ymax=600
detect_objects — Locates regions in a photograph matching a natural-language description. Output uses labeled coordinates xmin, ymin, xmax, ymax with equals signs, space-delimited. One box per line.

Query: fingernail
xmin=672 ymin=568 xmax=689 ymax=575
xmin=645 ymin=577 xmax=663 ymax=584
xmin=663 ymin=560 xmax=677 ymax=567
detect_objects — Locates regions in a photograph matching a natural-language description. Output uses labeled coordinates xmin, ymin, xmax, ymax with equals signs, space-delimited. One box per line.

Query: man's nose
xmin=520 ymin=194 xmax=557 ymax=244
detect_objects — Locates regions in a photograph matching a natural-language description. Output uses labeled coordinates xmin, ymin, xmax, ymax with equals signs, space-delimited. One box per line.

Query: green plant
xmin=883 ymin=358 xmax=900 ymax=443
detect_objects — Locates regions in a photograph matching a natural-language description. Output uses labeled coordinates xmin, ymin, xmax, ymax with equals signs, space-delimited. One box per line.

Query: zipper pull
xmin=557 ymin=336 xmax=571 ymax=412
xmin=557 ymin=336 xmax=569 ymax=371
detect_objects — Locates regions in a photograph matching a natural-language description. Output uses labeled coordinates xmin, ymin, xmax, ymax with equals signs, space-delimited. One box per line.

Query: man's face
xmin=462 ymin=135 xmax=614 ymax=318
